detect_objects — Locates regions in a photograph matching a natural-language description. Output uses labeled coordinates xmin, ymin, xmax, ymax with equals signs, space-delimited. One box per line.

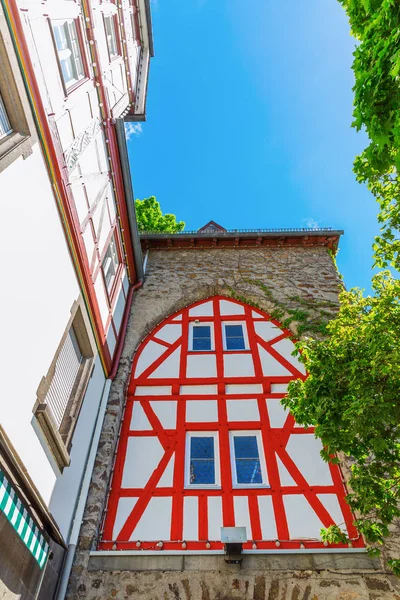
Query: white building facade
xmin=0 ymin=0 xmax=153 ymax=597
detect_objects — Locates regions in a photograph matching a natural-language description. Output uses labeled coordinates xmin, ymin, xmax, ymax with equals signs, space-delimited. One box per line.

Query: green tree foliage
xmin=283 ymin=273 xmax=400 ymax=570
xmin=135 ymin=197 xmax=185 ymax=233
xmin=338 ymin=0 xmax=400 ymax=269
xmin=284 ymin=1 xmax=400 ymax=568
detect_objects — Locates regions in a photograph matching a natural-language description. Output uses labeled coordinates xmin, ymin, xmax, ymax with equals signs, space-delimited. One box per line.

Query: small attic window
xmin=189 ymin=323 xmax=214 ymax=351
xmin=223 ymin=323 xmax=248 ymax=351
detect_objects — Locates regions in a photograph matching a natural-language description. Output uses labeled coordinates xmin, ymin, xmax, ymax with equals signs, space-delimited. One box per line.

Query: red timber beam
xmin=4 ymin=0 xmax=112 ymax=373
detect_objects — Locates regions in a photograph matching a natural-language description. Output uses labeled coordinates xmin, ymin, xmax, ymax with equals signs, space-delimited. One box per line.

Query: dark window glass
xmin=192 ymin=325 xmax=211 ymax=351
xmin=233 ymin=435 xmax=262 ymax=484
xmin=225 ymin=324 xmax=245 ymax=350
xmin=190 ymin=436 xmax=215 ymax=484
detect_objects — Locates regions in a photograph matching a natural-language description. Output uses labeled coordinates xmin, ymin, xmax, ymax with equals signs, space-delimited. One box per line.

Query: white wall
xmin=0 ymin=144 xmax=80 ymax=503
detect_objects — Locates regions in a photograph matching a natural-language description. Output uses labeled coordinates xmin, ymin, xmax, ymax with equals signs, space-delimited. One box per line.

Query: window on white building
xmin=103 ymin=234 xmax=119 ymax=293
xmin=34 ymin=302 xmax=95 ymax=471
xmin=0 ymin=93 xmax=12 ymax=140
xmin=104 ymin=15 xmax=120 ymax=60
xmin=185 ymin=432 xmax=220 ymax=488
xmin=0 ymin=21 xmax=35 ymax=172
xmin=223 ymin=323 xmax=247 ymax=350
xmin=189 ymin=323 xmax=213 ymax=351
xmin=52 ymin=19 xmax=86 ymax=92
xmin=229 ymin=432 xmax=268 ymax=487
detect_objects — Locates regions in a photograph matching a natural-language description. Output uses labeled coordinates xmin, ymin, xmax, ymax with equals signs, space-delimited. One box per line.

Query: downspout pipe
xmin=55 ymin=377 xmax=111 ymax=600
xmin=109 ymin=280 xmax=143 ymax=381
xmin=115 ymin=119 xmax=144 ymax=282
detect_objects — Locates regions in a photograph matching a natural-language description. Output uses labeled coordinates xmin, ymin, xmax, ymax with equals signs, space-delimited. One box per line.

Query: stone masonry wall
xmin=66 ymin=246 xmax=400 ymax=600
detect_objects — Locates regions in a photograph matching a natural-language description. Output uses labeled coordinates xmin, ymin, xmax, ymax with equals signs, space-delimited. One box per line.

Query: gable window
xmin=103 ymin=234 xmax=119 ymax=293
xmin=52 ymin=19 xmax=86 ymax=92
xmin=185 ymin=432 xmax=220 ymax=488
xmin=229 ymin=432 xmax=268 ymax=487
xmin=189 ymin=323 xmax=213 ymax=351
xmin=104 ymin=15 xmax=120 ymax=60
xmin=223 ymin=323 xmax=246 ymax=350
xmin=33 ymin=301 xmax=95 ymax=471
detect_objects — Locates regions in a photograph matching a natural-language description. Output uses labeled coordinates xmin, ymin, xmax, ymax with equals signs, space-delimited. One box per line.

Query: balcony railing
xmin=140 ymin=227 xmax=334 ymax=235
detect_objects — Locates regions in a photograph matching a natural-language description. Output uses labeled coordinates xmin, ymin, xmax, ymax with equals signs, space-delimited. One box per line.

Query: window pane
xmin=233 ymin=435 xmax=262 ymax=484
xmin=190 ymin=437 xmax=215 ymax=484
xmin=225 ymin=324 xmax=245 ymax=350
xmin=192 ymin=325 xmax=211 ymax=351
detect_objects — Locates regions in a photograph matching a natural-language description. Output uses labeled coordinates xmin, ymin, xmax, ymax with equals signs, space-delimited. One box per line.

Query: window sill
xmin=34 ymin=404 xmax=71 ymax=472
xmin=0 ymin=132 xmax=33 ymax=173
xmin=232 ymin=484 xmax=271 ymax=489
xmin=184 ymin=485 xmax=221 ymax=490
xmin=64 ymin=76 xmax=90 ymax=98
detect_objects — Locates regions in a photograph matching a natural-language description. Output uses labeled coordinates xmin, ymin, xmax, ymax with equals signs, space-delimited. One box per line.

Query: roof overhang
xmin=124 ymin=0 xmax=154 ymax=122
xmin=140 ymin=229 xmax=343 ymax=253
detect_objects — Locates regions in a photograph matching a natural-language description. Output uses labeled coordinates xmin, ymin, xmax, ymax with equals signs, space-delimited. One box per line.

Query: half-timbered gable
xmin=100 ymin=296 xmax=361 ymax=552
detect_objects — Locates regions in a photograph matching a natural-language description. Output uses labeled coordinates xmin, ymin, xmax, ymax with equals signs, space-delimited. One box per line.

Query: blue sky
xmin=126 ymin=0 xmax=379 ymax=292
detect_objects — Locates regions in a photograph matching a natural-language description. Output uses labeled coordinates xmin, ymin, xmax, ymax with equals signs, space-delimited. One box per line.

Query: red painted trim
xmin=152 ymin=336 xmax=171 ymax=348
xmin=170 ymin=309 xmax=189 ymax=540
xmin=248 ymin=495 xmax=262 ymax=541
xmin=198 ymin=495 xmax=208 ymax=540
xmin=170 ymin=397 xmax=185 ymax=540
xmin=141 ymin=400 xmax=169 ymax=449
xmin=214 ymin=298 xmax=235 ymax=527
xmin=118 ymin=486 xmax=339 ymax=497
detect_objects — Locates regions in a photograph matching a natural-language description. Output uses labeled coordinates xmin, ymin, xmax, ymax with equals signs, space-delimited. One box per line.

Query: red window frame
xmin=103 ymin=13 xmax=121 ymax=62
xmin=101 ymin=227 xmax=123 ymax=305
xmin=50 ymin=17 xmax=89 ymax=96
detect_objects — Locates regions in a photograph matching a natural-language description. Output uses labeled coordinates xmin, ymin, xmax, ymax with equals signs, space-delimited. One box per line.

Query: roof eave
xmin=139 ymin=229 xmax=343 ymax=253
